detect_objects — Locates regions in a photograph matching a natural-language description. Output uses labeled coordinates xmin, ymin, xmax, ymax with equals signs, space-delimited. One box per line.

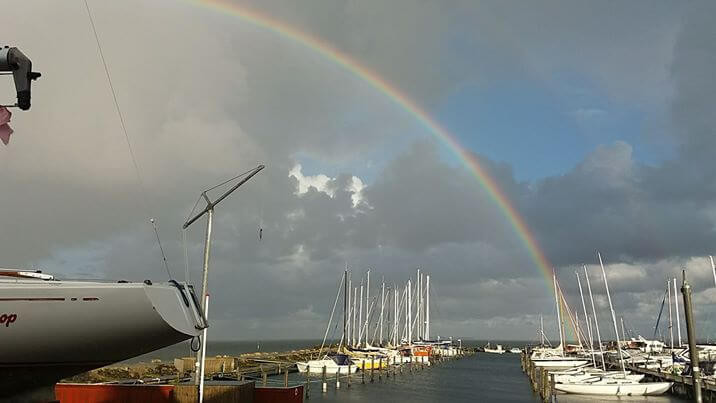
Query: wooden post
xmin=322 ymin=365 xmax=328 ymax=393
xmin=348 ymin=364 xmax=352 ymax=388
xmin=379 ymin=357 xmax=382 ymax=381
xmin=371 ymin=357 xmax=375 ymax=382
xmin=549 ymin=372 xmax=555 ymax=403
xmin=305 ymin=365 xmax=310 ymax=399
xmin=284 ymin=367 xmax=289 ymax=387
xmin=262 ymin=371 xmax=267 ymax=387
xmin=336 ymin=366 xmax=341 ymax=389
xmin=362 ymin=361 xmax=366 ymax=384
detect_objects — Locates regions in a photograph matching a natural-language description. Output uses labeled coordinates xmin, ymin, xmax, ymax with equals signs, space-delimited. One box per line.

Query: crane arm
xmin=0 ymin=46 xmax=41 ymax=110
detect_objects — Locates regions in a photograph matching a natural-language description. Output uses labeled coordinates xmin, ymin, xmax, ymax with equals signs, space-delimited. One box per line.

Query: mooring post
xmin=371 ymin=357 xmax=375 ymax=382
xmin=284 ymin=367 xmax=289 ymax=387
xmin=379 ymin=357 xmax=383 ymax=381
xmin=362 ymin=361 xmax=366 ymax=384
xmin=336 ymin=366 xmax=341 ymax=389
xmin=305 ymin=365 xmax=310 ymax=399
xmin=322 ymin=365 xmax=327 ymax=393
xmin=347 ymin=364 xmax=352 ymax=388
xmin=682 ymin=270 xmax=703 ymax=403
xmin=549 ymin=372 xmax=556 ymax=403
xmin=262 ymin=371 xmax=267 ymax=387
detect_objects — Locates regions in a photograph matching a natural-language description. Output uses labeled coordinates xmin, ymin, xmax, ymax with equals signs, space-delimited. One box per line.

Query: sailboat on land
xmin=0 ymin=47 xmax=208 ymax=401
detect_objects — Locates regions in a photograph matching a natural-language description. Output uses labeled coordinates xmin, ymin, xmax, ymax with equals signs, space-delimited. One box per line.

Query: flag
xmin=0 ymin=107 xmax=14 ymax=145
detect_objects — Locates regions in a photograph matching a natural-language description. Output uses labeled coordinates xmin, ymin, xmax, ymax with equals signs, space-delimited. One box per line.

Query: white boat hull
xmin=555 ymin=374 xmax=645 ymax=384
xmin=0 ymin=278 xmax=205 ymax=400
xmin=296 ymin=360 xmax=358 ymax=374
xmin=532 ymin=359 xmax=589 ymax=368
xmin=555 ymin=382 xmax=673 ymax=396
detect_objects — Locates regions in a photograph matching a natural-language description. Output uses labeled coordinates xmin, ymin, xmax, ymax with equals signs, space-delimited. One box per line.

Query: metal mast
xmin=667 ymin=280 xmax=674 ymax=349
xmin=358 ymin=281 xmax=363 ymax=345
xmin=343 ymin=266 xmax=348 ymax=348
xmin=380 ymin=279 xmax=385 ymax=346
xmin=426 ymin=274 xmax=430 ymax=341
xmin=584 ymin=264 xmax=606 ymax=370
xmin=365 ymin=270 xmax=370 ymax=347
xmin=407 ymin=279 xmax=412 ymax=344
xmin=352 ymin=286 xmax=358 ymax=346
xmin=553 ymin=272 xmax=564 ymax=355
xmin=576 ymin=271 xmax=595 ymax=367
xmin=597 ymin=252 xmax=626 ymax=376
xmin=673 ymin=277 xmax=682 ymax=347
xmin=346 ymin=273 xmax=351 ymax=347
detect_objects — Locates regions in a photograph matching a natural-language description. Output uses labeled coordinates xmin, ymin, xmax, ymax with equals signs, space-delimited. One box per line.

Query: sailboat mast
xmin=553 ymin=272 xmax=565 ymax=355
xmin=674 ymin=277 xmax=682 ymax=347
xmin=416 ymin=269 xmax=421 ymax=340
xmin=710 ymin=255 xmax=716 ymax=288
xmin=584 ymin=264 xmax=606 ymax=370
xmin=353 ymin=286 xmax=357 ymax=346
xmin=426 ymin=274 xmax=430 ymax=341
xmin=576 ymin=271 xmax=595 ymax=366
xmin=380 ymin=279 xmax=385 ymax=346
xmin=407 ymin=279 xmax=412 ymax=344
xmin=540 ymin=314 xmax=545 ymax=346
xmin=359 ymin=281 xmax=364 ymax=344
xmin=620 ymin=317 xmax=626 ymax=345
xmin=597 ymin=252 xmax=626 ymax=375
xmin=343 ymin=267 xmax=348 ymax=348
xmin=394 ymin=285 xmax=399 ymax=346
xmin=347 ymin=274 xmax=351 ymax=347
xmin=365 ymin=270 xmax=370 ymax=347
xmin=667 ymin=280 xmax=674 ymax=349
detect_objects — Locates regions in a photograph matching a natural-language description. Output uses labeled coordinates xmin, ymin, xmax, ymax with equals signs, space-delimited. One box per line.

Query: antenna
xmin=149 ymin=218 xmax=172 ymax=279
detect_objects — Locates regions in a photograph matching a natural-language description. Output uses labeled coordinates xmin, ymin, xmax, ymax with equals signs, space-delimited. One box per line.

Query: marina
xmin=3 ymin=1 xmax=716 ymax=403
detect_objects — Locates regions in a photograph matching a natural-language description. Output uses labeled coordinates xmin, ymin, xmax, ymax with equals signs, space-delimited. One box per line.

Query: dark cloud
xmin=2 ymin=0 xmax=715 ymax=341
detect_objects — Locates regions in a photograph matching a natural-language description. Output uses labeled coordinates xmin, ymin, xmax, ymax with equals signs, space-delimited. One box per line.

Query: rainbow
xmin=190 ymin=0 xmax=562 ymax=321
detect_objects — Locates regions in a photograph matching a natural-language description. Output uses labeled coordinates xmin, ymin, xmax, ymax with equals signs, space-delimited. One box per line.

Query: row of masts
xmin=543 ymin=252 xmax=716 ymax=370
xmin=340 ymin=268 xmax=433 ymax=349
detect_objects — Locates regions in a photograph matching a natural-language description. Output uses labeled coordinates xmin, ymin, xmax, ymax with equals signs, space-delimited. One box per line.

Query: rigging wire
xmin=317 ymin=272 xmax=345 ymax=359
xmin=83 ymin=0 xmax=151 ymax=215
xmin=84 ymin=0 xmax=175 ymax=279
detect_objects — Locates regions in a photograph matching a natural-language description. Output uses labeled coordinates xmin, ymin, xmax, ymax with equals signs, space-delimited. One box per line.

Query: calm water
xmin=128 ymin=340 xmax=686 ymax=402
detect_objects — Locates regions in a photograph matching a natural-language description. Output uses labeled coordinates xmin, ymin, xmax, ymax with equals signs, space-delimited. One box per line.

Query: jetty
xmin=56 ymin=344 xmax=475 ymax=402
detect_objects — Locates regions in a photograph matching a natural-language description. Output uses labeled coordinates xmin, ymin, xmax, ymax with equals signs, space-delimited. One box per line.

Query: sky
xmin=2 ymin=0 xmax=716 ymax=343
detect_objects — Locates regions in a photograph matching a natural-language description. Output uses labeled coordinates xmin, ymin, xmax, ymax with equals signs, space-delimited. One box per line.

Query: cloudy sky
xmin=2 ymin=0 xmax=716 ymax=342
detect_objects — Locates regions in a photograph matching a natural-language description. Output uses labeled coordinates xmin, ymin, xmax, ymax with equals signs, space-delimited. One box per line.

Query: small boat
xmin=296 ymin=354 xmax=358 ymax=374
xmin=531 ymin=356 xmax=588 ymax=368
xmin=555 ymin=373 xmax=645 ymax=384
xmin=509 ymin=347 xmax=522 ymax=354
xmin=555 ymin=381 xmax=673 ymax=396
xmin=484 ymin=343 xmax=505 ymax=354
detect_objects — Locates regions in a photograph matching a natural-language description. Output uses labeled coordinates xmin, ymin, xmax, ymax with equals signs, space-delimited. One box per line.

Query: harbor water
xmin=130 ymin=340 xmax=687 ymax=402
